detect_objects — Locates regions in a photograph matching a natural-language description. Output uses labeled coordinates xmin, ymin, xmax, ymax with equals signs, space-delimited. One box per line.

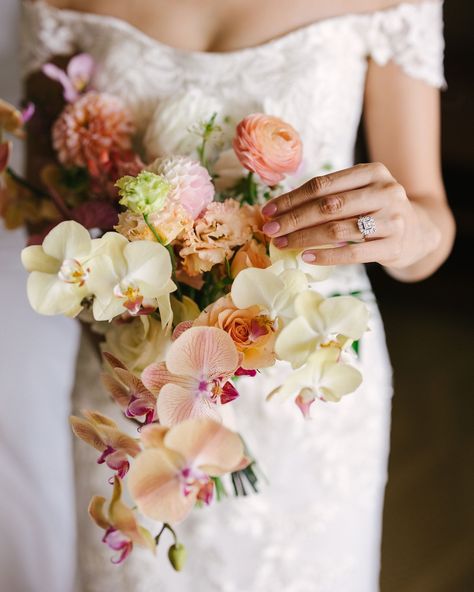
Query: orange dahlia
xmin=52 ymin=91 xmax=135 ymax=175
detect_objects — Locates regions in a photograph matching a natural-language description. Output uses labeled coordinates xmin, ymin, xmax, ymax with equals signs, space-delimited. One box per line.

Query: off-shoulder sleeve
xmin=367 ymin=1 xmax=446 ymax=88
xmin=21 ymin=1 xmax=76 ymax=77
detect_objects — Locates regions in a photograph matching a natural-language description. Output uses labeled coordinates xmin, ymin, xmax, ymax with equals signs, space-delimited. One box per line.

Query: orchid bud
xmin=168 ymin=543 xmax=187 ymax=572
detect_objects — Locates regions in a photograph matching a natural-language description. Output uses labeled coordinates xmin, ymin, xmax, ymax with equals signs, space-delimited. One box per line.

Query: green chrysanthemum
xmin=116 ymin=171 xmax=171 ymax=215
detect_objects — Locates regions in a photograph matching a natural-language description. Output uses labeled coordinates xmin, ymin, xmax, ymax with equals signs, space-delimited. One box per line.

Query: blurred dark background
xmin=373 ymin=2 xmax=474 ymax=590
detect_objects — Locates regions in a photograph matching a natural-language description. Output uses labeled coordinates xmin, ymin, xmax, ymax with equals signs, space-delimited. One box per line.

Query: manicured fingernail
xmin=263 ymin=221 xmax=280 ymax=235
xmin=262 ymin=203 xmax=277 ymax=216
xmin=302 ymin=252 xmax=316 ymax=262
xmin=273 ymin=236 xmax=288 ymax=248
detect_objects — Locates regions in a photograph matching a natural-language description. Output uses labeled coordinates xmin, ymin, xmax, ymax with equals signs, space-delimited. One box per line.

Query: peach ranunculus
xmin=127 ymin=419 xmax=245 ymax=524
xmin=230 ymin=239 xmax=271 ymax=278
xmin=232 ymin=114 xmax=303 ymax=186
xmin=194 ymin=294 xmax=276 ymax=370
xmin=178 ymin=200 xmax=255 ymax=276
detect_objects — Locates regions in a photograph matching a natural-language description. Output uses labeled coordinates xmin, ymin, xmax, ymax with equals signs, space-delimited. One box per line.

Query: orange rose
xmin=194 ymin=295 xmax=276 ymax=370
xmin=232 ymin=114 xmax=302 ymax=186
xmin=231 ymin=239 xmax=271 ymax=278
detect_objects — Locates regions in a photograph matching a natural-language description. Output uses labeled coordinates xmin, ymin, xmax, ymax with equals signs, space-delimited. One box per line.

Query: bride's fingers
xmin=273 ymin=215 xmax=391 ymax=249
xmin=261 ymin=162 xmax=393 ymax=217
xmin=301 ymin=237 xmax=401 ymax=266
xmin=262 ymin=184 xmax=391 ymax=238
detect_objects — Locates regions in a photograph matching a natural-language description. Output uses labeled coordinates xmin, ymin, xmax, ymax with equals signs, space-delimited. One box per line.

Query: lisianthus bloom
xmin=21 ymin=220 xmax=98 ymax=317
xmin=269 ymin=242 xmax=332 ymax=282
xmin=89 ymin=477 xmax=155 ymax=564
xmin=87 ymin=233 xmax=176 ymax=326
xmin=275 ymin=290 xmax=369 ymax=368
xmin=231 ymin=239 xmax=271 ymax=278
xmin=101 ymin=316 xmax=170 ymax=376
xmin=42 ymin=53 xmax=94 ymax=102
xmin=115 ymin=203 xmax=193 ymax=245
xmin=147 ymin=156 xmax=214 ymax=219
xmin=101 ymin=352 xmax=158 ymax=424
xmin=52 ymin=92 xmax=135 ymax=174
xmin=141 ymin=326 xmax=240 ymax=426
xmin=233 ymin=114 xmax=303 ymax=186
xmin=268 ymin=347 xmax=362 ymax=418
xmin=128 ymin=419 xmax=245 ymax=523
xmin=231 ymin=266 xmax=308 ymax=326
xmin=116 ymin=171 xmax=171 ymax=215
xmin=194 ymin=295 xmax=276 ymax=370
xmin=70 ymin=410 xmax=140 ymax=479
xmin=179 ymin=200 xmax=255 ymax=276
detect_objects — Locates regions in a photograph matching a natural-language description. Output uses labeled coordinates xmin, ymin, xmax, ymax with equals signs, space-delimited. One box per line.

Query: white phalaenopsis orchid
xmin=88 ymin=233 xmax=176 ymax=326
xmin=275 ymin=290 xmax=369 ymax=368
xmin=268 ymin=347 xmax=362 ymax=418
xmin=230 ymin=267 xmax=308 ymax=325
xmin=269 ymin=243 xmax=333 ymax=282
xmin=21 ymin=221 xmax=97 ymax=317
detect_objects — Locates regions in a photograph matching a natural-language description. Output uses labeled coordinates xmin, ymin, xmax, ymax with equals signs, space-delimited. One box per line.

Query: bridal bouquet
xmin=2 ymin=53 xmax=369 ymax=569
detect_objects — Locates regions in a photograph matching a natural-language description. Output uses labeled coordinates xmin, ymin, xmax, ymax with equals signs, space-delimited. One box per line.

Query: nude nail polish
xmin=263 ymin=221 xmax=280 ymax=235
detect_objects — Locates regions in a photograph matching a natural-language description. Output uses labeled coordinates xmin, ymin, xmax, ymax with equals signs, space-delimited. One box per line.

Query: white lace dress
xmin=21 ymin=2 xmax=445 ymax=591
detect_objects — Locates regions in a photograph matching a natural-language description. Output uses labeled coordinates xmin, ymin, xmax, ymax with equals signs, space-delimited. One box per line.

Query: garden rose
xmin=194 ymin=294 xmax=276 ymax=369
xmin=232 ymin=114 xmax=302 ymax=186
xmin=101 ymin=316 xmax=170 ymax=376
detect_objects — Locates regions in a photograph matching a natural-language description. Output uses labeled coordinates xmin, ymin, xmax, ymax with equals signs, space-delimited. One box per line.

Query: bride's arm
xmin=261 ymin=61 xmax=455 ymax=283
xmin=363 ymin=59 xmax=455 ymax=281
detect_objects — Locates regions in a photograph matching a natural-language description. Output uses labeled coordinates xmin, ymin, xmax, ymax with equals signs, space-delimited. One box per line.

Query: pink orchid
xmin=70 ymin=410 xmax=140 ymax=479
xmin=89 ymin=477 xmax=155 ymax=564
xmin=141 ymin=327 xmax=240 ymax=426
xmin=101 ymin=353 xmax=157 ymax=424
xmin=42 ymin=53 xmax=94 ymax=102
xmin=127 ymin=419 xmax=245 ymax=523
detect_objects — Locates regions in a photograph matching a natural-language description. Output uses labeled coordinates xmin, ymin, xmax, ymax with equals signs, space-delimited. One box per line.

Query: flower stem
xmin=155 ymin=522 xmax=178 ymax=546
xmin=143 ymin=213 xmax=176 ymax=272
xmin=6 ymin=166 xmax=48 ymax=198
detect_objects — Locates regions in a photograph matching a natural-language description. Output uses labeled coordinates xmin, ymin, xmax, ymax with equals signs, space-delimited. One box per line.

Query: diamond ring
xmin=357 ymin=215 xmax=376 ymax=239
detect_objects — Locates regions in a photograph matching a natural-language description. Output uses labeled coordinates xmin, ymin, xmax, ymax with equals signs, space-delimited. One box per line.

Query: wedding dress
xmin=21 ymin=2 xmax=445 ymax=591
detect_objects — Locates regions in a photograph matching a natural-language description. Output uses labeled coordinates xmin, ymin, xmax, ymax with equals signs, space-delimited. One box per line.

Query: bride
xmin=21 ymin=1 xmax=454 ymax=591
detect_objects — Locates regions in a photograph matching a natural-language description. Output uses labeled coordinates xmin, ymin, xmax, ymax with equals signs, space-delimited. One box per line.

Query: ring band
xmin=357 ymin=215 xmax=376 ymax=239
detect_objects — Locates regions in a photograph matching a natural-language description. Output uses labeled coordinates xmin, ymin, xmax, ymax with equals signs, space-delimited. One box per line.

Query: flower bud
xmin=116 ymin=171 xmax=171 ymax=215
xmin=168 ymin=542 xmax=187 ymax=572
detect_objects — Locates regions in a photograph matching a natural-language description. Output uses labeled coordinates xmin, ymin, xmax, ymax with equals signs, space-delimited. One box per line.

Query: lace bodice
xmin=19 ymin=3 xmax=445 ymax=591
xmin=22 ymin=1 xmax=445 ymax=173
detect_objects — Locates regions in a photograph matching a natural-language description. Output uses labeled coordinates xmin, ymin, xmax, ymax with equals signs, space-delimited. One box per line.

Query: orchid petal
xmin=317 ymin=296 xmax=369 ymax=339
xmin=319 ymin=360 xmax=362 ymax=402
xmin=67 ymin=53 xmax=94 ymax=89
xmin=164 ymin=418 xmax=244 ymax=476
xmin=101 ymin=373 xmax=131 ymax=408
xmin=70 ymin=416 xmax=106 ymax=451
xmin=157 ymin=383 xmax=221 ymax=426
xmin=42 ymin=63 xmax=78 ymax=102
xmin=26 ymin=272 xmax=86 ymax=317
xmin=165 ymin=326 xmax=239 ymax=381
xmin=88 ymin=495 xmax=110 ymax=530
xmin=231 ymin=267 xmax=283 ymax=314
xmin=275 ymin=316 xmax=319 ymax=368
xmin=21 ymin=245 xmax=59 ymax=273
xmin=42 ymin=220 xmax=92 ymax=261
xmin=82 ymin=410 xmax=118 ymax=429
xmin=128 ymin=448 xmax=195 ymax=524
xmin=141 ymin=362 xmax=176 ymax=395
xmin=123 ymin=241 xmax=172 ymax=292
xmin=139 ymin=424 xmax=169 ymax=449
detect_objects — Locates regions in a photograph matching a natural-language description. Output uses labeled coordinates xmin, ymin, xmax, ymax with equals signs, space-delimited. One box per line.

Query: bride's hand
xmin=261 ymin=162 xmax=439 ymax=268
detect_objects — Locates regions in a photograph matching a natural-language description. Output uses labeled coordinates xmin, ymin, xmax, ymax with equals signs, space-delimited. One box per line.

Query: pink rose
xmin=232 ymin=114 xmax=303 ymax=186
